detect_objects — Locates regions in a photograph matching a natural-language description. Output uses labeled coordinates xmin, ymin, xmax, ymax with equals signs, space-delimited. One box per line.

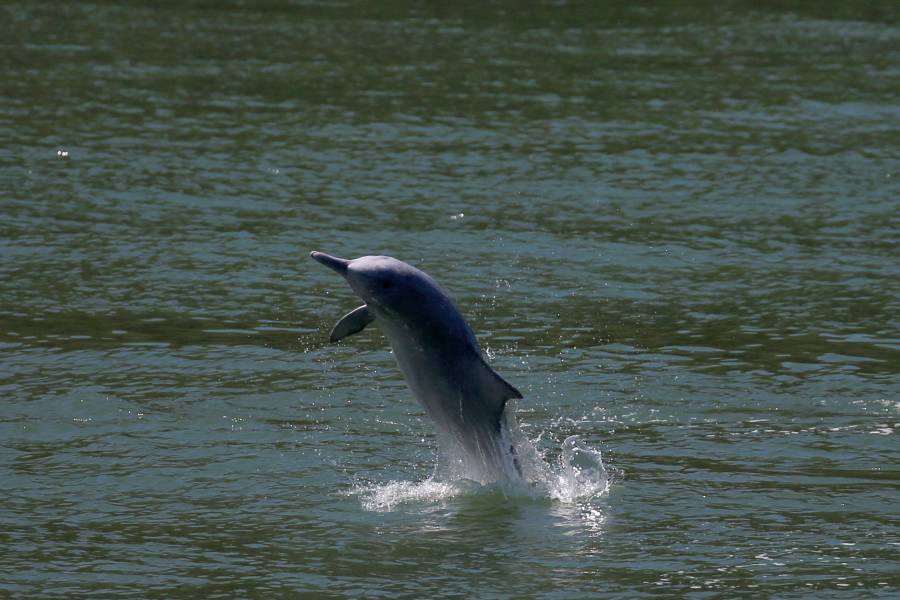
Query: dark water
xmin=2 ymin=1 xmax=899 ymax=597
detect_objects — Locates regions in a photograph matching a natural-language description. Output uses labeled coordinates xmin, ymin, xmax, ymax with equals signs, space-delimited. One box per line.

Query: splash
xmin=351 ymin=413 xmax=612 ymax=510
xmin=547 ymin=436 xmax=611 ymax=503
xmin=355 ymin=478 xmax=475 ymax=512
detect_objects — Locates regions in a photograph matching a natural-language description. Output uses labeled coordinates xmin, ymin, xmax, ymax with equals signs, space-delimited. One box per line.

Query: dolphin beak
xmin=310 ymin=251 xmax=350 ymax=277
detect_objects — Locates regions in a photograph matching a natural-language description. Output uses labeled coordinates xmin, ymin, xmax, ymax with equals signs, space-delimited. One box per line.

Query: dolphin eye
xmin=381 ymin=280 xmax=393 ymax=290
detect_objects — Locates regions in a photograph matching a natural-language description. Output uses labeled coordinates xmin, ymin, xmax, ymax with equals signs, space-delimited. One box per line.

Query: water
xmin=2 ymin=1 xmax=898 ymax=597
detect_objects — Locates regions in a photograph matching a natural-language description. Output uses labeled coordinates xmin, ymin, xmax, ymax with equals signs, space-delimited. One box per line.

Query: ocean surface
xmin=2 ymin=1 xmax=898 ymax=597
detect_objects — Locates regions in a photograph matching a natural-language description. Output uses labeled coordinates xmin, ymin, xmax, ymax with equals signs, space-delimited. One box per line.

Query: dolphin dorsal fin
xmin=329 ymin=305 xmax=375 ymax=343
xmin=485 ymin=367 xmax=522 ymax=402
xmin=468 ymin=343 xmax=523 ymax=419
xmin=478 ymin=361 xmax=522 ymax=423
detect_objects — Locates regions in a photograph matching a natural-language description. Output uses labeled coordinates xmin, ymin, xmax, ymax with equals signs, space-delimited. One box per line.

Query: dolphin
xmin=311 ymin=251 xmax=524 ymax=483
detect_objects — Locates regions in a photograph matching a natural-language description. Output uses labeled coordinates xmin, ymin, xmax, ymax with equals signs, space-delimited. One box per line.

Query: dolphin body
xmin=311 ymin=251 xmax=523 ymax=483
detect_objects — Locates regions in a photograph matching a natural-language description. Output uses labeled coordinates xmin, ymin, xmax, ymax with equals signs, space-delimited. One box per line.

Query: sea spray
xmin=352 ymin=427 xmax=612 ymax=510
xmin=549 ymin=435 xmax=611 ymax=503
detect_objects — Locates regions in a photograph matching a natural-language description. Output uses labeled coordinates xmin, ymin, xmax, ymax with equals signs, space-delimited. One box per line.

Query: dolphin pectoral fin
xmin=329 ymin=304 xmax=375 ymax=343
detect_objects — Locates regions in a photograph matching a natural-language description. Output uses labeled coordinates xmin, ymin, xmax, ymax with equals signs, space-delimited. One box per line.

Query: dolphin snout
xmin=310 ymin=251 xmax=350 ymax=276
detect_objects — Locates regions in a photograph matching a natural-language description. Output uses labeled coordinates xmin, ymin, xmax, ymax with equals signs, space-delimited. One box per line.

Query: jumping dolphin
xmin=311 ymin=251 xmax=523 ymax=482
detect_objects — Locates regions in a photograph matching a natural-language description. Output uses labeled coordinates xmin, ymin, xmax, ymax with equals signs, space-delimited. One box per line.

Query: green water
xmin=2 ymin=1 xmax=899 ymax=597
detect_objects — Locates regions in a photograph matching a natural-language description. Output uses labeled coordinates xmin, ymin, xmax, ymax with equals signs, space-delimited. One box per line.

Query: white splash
xmin=547 ymin=435 xmax=611 ymax=503
xmin=356 ymin=478 xmax=473 ymax=512
xmin=350 ymin=415 xmax=612 ymax=511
